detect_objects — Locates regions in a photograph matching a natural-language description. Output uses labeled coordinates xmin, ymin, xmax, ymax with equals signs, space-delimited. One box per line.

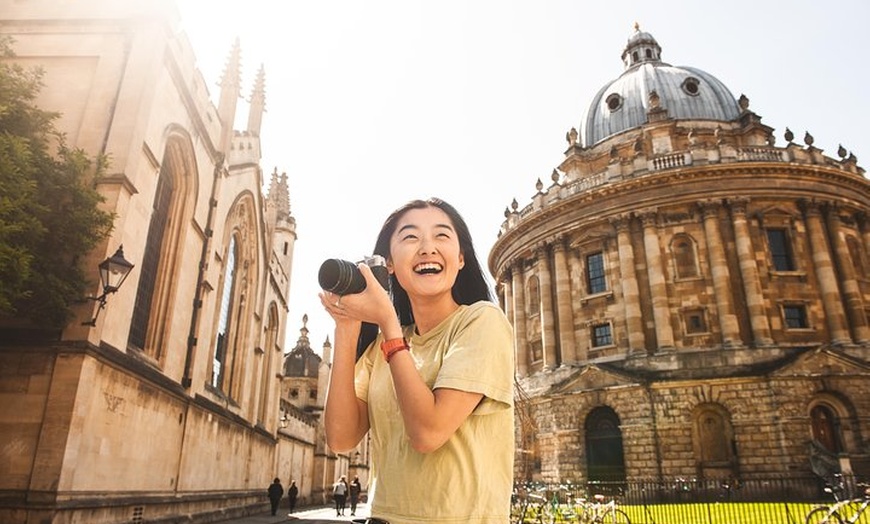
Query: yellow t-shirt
xmin=354 ymin=301 xmax=515 ymax=524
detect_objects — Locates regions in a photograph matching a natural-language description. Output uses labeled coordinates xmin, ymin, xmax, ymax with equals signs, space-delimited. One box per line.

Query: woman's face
xmin=387 ymin=205 xmax=464 ymax=301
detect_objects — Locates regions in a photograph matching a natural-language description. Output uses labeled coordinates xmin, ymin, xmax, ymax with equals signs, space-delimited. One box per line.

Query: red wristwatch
xmin=380 ymin=337 xmax=409 ymax=362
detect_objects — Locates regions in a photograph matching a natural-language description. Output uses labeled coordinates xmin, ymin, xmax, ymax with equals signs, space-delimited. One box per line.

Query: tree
xmin=0 ymin=36 xmax=114 ymax=331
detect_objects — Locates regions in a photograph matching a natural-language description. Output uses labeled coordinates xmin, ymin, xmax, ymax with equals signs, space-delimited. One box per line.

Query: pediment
xmin=547 ymin=364 xmax=641 ymax=395
xmin=770 ymin=347 xmax=870 ymax=377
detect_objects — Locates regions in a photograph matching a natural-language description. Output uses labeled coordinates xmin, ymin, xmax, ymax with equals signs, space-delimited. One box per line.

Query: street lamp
xmin=82 ymin=245 xmax=135 ymax=326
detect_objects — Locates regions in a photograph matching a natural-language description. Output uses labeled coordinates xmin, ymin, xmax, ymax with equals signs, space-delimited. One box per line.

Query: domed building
xmin=489 ymin=26 xmax=870 ymax=492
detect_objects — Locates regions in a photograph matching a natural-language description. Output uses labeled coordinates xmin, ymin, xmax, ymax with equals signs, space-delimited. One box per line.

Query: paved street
xmin=213 ymin=501 xmax=371 ymax=524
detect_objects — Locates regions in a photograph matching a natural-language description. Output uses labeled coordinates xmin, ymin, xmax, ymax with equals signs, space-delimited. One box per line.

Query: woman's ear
xmin=458 ymin=252 xmax=465 ymax=270
xmin=386 ymin=258 xmax=395 ymax=274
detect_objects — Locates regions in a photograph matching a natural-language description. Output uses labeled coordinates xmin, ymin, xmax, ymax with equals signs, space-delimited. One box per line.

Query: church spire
xmin=217 ymin=38 xmax=242 ymax=151
xmin=247 ymin=64 xmax=266 ymax=136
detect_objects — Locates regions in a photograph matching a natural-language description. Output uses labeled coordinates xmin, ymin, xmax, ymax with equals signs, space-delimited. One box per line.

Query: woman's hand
xmin=319 ymin=263 xmax=401 ymax=337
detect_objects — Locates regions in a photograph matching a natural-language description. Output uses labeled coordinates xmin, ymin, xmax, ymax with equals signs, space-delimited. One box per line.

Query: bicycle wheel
xmin=600 ymin=508 xmax=631 ymax=524
xmin=805 ymin=507 xmax=844 ymax=524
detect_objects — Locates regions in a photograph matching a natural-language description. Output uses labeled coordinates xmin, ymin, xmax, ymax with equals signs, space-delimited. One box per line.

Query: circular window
xmin=682 ymin=77 xmax=700 ymax=96
xmin=606 ymin=93 xmax=623 ymax=112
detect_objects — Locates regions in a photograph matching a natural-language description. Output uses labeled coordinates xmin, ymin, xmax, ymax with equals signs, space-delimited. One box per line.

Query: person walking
xmin=321 ymin=198 xmax=515 ymax=523
xmin=266 ymin=478 xmax=284 ymax=517
xmin=287 ymin=479 xmax=298 ymax=513
xmin=349 ymin=475 xmax=362 ymax=516
xmin=333 ymin=475 xmax=348 ymax=516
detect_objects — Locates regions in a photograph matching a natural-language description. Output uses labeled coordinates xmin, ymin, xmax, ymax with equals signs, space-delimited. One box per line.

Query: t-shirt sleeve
xmin=433 ymin=302 xmax=515 ymax=414
xmin=354 ymin=338 xmax=378 ymax=402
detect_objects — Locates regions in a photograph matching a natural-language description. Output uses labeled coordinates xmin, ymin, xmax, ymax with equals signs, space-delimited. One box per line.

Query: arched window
xmin=527 ymin=276 xmax=540 ymax=316
xmin=846 ymin=236 xmax=866 ymax=279
xmin=128 ymin=135 xmax=195 ymax=361
xmin=585 ymin=406 xmax=626 ymax=483
xmin=672 ymin=234 xmax=699 ymax=279
xmin=692 ymin=403 xmax=736 ymax=478
xmin=129 ymin=164 xmax=174 ymax=352
xmin=811 ymin=404 xmax=842 ymax=454
xmin=213 ymin=235 xmax=239 ymax=390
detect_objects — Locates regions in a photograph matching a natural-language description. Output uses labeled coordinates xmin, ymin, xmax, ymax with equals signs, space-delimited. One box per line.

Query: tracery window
xmin=127 ymin=136 xmax=194 ymax=361
xmin=129 ymin=165 xmax=173 ymax=352
xmin=213 ymin=236 xmax=239 ymax=390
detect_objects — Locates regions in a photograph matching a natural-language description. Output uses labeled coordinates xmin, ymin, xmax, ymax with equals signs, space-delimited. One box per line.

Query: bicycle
xmin=511 ymin=484 xmax=547 ymax=523
xmin=574 ymin=493 xmax=631 ymax=524
xmin=539 ymin=484 xmax=585 ymax=523
xmin=805 ymin=480 xmax=870 ymax=524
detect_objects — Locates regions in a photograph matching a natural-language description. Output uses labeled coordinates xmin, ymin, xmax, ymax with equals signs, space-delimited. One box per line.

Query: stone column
xmin=640 ymin=210 xmax=675 ymax=350
xmin=501 ymin=270 xmax=513 ymax=337
xmin=511 ymin=260 xmax=529 ymax=376
xmin=700 ymin=200 xmax=742 ymax=347
xmin=536 ymin=243 xmax=558 ymax=369
xmin=826 ymin=205 xmax=870 ymax=343
xmin=728 ymin=198 xmax=773 ymax=346
xmin=858 ymin=213 xmax=870 ymax=261
xmin=552 ymin=238 xmax=577 ymax=364
xmin=611 ymin=214 xmax=646 ymax=354
xmin=801 ymin=199 xmax=851 ymax=345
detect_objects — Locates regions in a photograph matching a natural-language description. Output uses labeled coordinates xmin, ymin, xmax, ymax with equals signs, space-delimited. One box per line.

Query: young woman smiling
xmin=320 ymin=198 xmax=515 ymax=524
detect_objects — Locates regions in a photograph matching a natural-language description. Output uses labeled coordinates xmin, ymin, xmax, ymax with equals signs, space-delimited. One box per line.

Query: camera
xmin=318 ymin=255 xmax=390 ymax=295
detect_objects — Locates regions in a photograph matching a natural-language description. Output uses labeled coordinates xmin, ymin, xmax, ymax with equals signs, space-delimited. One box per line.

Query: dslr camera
xmin=318 ymin=255 xmax=390 ymax=295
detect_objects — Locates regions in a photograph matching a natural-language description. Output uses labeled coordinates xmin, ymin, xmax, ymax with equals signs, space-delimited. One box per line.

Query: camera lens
xmin=318 ymin=259 xmax=367 ymax=295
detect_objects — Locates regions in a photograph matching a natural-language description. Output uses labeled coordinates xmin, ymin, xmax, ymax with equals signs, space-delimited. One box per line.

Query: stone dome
xmin=581 ymin=26 xmax=741 ymax=147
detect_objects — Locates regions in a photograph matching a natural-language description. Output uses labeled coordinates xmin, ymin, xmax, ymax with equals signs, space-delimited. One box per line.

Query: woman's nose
xmin=418 ymin=238 xmax=437 ymax=255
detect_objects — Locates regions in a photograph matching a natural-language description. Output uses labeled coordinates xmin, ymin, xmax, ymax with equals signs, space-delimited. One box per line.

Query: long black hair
xmin=356 ymin=198 xmax=493 ymax=358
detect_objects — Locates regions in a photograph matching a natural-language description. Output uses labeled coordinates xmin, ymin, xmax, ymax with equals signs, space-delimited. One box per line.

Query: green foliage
xmin=0 ymin=36 xmax=114 ymax=329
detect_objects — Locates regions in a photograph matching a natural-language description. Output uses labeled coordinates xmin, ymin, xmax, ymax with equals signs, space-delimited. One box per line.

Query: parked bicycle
xmin=511 ymin=483 xmax=547 ymax=523
xmin=805 ymin=479 xmax=870 ymax=524
xmin=574 ymin=492 xmax=631 ymax=524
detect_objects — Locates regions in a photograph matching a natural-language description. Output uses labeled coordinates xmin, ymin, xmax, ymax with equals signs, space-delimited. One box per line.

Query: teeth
xmin=414 ymin=263 xmax=442 ymax=274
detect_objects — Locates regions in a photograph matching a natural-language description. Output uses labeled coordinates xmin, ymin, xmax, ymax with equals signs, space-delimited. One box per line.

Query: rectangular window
xmin=767 ymin=229 xmax=795 ymax=271
xmin=685 ymin=311 xmax=707 ymax=334
xmin=592 ymin=323 xmax=612 ymax=347
xmin=587 ymin=252 xmax=607 ymax=294
xmin=784 ymin=305 xmax=809 ymax=329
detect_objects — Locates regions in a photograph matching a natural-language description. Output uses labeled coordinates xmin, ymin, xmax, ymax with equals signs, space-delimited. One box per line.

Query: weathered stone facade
xmin=0 ymin=2 xmax=333 ymax=523
xmin=490 ymin=28 xmax=870 ymax=487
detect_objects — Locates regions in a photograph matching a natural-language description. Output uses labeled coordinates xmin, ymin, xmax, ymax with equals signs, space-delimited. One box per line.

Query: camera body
xmin=318 ymin=255 xmax=390 ymax=295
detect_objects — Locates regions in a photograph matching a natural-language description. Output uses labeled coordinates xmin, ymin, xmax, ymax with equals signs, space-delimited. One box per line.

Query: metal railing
xmin=513 ymin=475 xmax=870 ymax=524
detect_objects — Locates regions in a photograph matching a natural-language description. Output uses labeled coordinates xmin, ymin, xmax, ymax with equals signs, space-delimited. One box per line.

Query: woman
xmin=321 ymin=198 xmax=515 ymax=523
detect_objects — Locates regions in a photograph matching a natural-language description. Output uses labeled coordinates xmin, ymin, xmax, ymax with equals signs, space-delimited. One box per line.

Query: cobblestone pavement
xmin=213 ymin=501 xmax=371 ymax=524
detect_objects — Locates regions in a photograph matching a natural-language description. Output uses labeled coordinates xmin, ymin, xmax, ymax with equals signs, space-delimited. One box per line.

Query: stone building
xmin=489 ymin=27 xmax=870 ymax=487
xmin=0 ymin=2 xmax=324 ymax=522
xmin=279 ymin=316 xmax=369 ymax=506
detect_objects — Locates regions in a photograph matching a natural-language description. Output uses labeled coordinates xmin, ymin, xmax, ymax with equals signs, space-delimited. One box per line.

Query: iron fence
xmin=515 ymin=475 xmax=870 ymax=524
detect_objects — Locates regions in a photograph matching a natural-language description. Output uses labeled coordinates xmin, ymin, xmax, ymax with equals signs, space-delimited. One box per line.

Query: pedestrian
xmin=287 ymin=479 xmax=298 ymax=513
xmin=333 ymin=475 xmax=348 ymax=516
xmin=321 ymin=198 xmax=515 ymax=523
xmin=266 ymin=477 xmax=283 ymax=517
xmin=349 ymin=475 xmax=361 ymax=516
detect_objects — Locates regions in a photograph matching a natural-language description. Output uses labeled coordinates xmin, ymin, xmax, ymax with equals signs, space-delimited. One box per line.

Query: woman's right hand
xmin=320 ymin=263 xmax=401 ymax=336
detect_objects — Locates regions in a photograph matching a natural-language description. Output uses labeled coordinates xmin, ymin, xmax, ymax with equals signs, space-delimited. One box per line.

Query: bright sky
xmin=176 ymin=0 xmax=870 ymax=355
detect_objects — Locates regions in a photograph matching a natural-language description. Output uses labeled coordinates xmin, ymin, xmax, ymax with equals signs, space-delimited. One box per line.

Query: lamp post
xmin=82 ymin=245 xmax=135 ymax=326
